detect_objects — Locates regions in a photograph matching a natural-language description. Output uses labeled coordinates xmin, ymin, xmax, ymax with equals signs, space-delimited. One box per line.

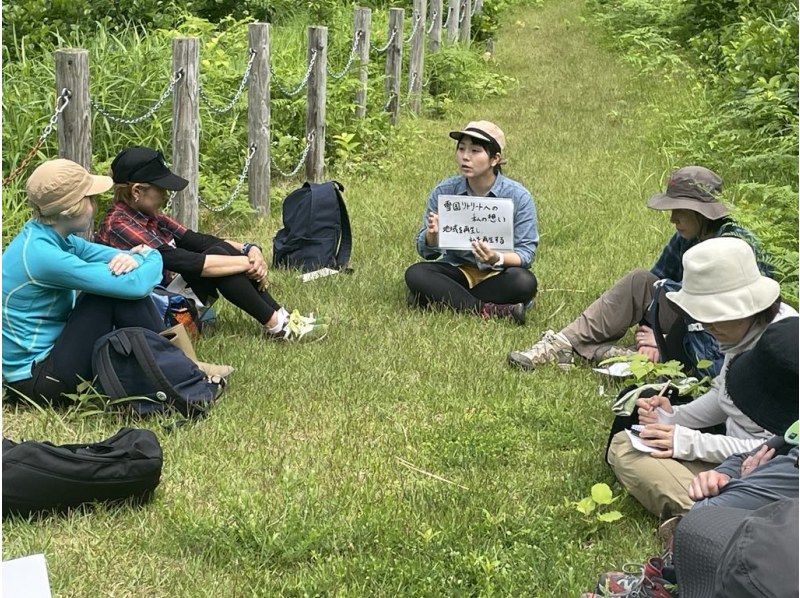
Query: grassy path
xmin=4 ymin=1 xmax=696 ymax=595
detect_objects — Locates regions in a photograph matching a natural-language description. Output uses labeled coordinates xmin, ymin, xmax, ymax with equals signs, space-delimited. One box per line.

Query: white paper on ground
xmin=592 ymin=361 xmax=633 ymax=378
xmin=301 ymin=268 xmax=340 ymax=283
xmin=3 ymin=554 xmax=52 ymax=598
xmin=626 ymin=425 xmax=659 ymax=454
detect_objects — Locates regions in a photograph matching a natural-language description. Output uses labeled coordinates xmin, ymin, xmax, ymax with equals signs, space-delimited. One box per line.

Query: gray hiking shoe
xmin=507 ymin=329 xmax=575 ymax=370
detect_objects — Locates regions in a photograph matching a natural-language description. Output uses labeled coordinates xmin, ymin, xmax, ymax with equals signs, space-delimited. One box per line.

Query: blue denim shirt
xmin=415 ymin=173 xmax=539 ymax=269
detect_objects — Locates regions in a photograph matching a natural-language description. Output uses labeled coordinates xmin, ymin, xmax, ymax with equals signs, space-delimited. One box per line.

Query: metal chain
xmin=427 ymin=10 xmax=438 ymax=34
xmin=407 ymin=70 xmax=418 ymax=96
xmin=271 ymin=50 xmax=318 ymax=97
xmin=3 ymin=89 xmax=72 ymax=185
xmin=443 ymin=6 xmax=452 ymax=29
xmin=405 ymin=13 xmax=421 ymax=43
xmin=199 ymin=49 xmax=257 ymax=114
xmin=371 ymin=27 xmax=397 ymax=53
xmin=272 ymin=132 xmax=314 ymax=178
xmin=383 ymin=92 xmax=397 ymax=112
xmin=91 ymin=69 xmax=184 ymax=125
xmin=327 ymin=32 xmax=362 ymax=80
xmin=198 ymin=143 xmax=257 ymax=212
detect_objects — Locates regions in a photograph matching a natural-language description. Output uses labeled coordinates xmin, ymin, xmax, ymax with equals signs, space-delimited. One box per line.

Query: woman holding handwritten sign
xmin=404 ymin=121 xmax=539 ymax=324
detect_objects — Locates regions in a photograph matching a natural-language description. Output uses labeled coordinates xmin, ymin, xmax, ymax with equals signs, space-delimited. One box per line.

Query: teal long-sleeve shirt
xmin=2 ymin=220 xmax=163 ymax=382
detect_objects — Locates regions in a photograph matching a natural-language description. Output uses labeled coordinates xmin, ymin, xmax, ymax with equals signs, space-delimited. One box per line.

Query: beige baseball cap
xmin=26 ymin=159 xmax=113 ymax=216
xmin=449 ymin=120 xmax=506 ymax=154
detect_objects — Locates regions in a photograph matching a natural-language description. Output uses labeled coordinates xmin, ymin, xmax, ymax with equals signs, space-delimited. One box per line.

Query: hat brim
xmin=449 ymin=130 xmax=495 ymax=146
xmin=673 ymin=505 xmax=749 ymax=597
xmin=85 ymin=174 xmax=114 ymax=196
xmin=666 ymin=277 xmax=780 ymax=323
xmin=647 ymin=192 xmax=729 ymax=220
xmin=149 ymin=172 xmax=189 ymax=191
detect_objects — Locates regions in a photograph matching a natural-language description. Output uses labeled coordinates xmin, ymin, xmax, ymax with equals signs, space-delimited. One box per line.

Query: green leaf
xmin=591 ymin=483 xmax=614 ymax=505
xmin=597 ymin=510 xmax=624 ymax=523
xmin=696 ymin=359 xmax=713 ymax=370
xmin=574 ymin=497 xmax=596 ymax=515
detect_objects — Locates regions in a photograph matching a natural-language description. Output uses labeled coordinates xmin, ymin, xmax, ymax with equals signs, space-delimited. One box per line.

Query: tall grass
xmin=1 ymin=1 xmax=715 ymax=594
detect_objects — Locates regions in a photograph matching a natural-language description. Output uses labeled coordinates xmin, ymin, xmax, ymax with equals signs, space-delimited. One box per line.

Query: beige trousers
xmin=608 ymin=431 xmax=716 ymax=519
xmin=561 ymin=268 xmax=679 ymax=360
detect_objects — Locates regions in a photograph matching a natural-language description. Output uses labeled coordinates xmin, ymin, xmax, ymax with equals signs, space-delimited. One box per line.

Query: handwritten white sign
xmin=437 ymin=195 xmax=514 ymax=250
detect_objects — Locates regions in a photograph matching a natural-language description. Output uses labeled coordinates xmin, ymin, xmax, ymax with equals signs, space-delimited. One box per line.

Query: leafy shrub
xmin=587 ymin=0 xmax=798 ymax=304
xmin=3 ymin=4 xmax=516 ymax=240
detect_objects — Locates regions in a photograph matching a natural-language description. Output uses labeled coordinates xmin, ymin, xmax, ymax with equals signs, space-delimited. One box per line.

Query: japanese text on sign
xmin=437 ymin=195 xmax=514 ymax=250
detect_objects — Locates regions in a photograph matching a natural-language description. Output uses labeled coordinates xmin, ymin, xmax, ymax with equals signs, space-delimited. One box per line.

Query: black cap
xmin=725 ymin=317 xmax=799 ymax=436
xmin=111 ymin=147 xmax=189 ymax=191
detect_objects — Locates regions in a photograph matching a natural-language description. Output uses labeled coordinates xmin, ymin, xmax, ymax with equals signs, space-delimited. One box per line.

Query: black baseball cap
xmin=111 ymin=146 xmax=189 ymax=191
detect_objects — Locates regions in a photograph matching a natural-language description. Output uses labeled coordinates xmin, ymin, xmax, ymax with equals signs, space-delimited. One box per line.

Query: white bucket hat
xmin=666 ymin=237 xmax=780 ymax=323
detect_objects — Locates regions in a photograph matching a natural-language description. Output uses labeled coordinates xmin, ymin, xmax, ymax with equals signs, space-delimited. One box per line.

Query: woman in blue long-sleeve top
xmin=2 ymin=159 xmax=164 ymax=405
xmin=404 ymin=121 xmax=539 ymax=324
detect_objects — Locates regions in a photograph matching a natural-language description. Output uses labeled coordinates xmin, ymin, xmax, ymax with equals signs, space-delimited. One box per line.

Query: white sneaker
xmin=507 ymin=330 xmax=574 ymax=370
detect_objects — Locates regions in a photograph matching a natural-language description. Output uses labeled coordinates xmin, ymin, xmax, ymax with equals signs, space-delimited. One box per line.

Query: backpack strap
xmin=331 ymin=180 xmax=352 ymax=269
xmin=93 ymin=338 xmax=130 ymax=399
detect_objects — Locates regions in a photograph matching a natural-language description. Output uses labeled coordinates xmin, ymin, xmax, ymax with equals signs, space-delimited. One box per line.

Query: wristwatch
xmin=242 ymin=242 xmax=262 ymax=256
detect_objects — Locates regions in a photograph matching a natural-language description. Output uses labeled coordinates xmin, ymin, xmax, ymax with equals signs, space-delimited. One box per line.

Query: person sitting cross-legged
xmin=404 ymin=121 xmax=539 ymax=325
xmin=607 ymin=238 xmax=796 ymax=519
xmin=95 ymin=146 xmax=327 ymax=342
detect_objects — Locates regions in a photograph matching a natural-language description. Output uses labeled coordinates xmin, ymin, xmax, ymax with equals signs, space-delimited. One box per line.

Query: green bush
xmin=3 ymin=3 xmax=515 ymax=240
xmin=587 ymin=0 xmax=798 ymax=303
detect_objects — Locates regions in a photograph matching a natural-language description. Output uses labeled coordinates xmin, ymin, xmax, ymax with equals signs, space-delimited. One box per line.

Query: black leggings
xmin=405 ymin=261 xmax=537 ymax=312
xmin=184 ymin=242 xmax=282 ymax=325
xmin=4 ymin=293 xmax=164 ymax=405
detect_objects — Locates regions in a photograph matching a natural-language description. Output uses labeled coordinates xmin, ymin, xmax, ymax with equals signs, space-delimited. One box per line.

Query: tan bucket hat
xmin=26 ymin=159 xmax=113 ymax=216
xmin=647 ymin=166 xmax=729 ymax=220
xmin=449 ymin=120 xmax=506 ymax=156
xmin=666 ymin=237 xmax=780 ymax=323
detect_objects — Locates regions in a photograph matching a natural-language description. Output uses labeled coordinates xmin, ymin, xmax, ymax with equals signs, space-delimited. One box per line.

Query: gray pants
xmin=561 ymin=268 xmax=679 ymax=360
xmin=694 ymin=450 xmax=799 ymax=511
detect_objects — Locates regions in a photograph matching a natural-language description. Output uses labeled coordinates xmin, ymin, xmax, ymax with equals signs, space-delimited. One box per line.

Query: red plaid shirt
xmin=96 ymin=200 xmax=188 ymax=250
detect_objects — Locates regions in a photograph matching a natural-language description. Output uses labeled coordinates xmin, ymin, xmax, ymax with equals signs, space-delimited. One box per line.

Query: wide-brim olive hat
xmin=647 ymin=166 xmax=729 ymax=220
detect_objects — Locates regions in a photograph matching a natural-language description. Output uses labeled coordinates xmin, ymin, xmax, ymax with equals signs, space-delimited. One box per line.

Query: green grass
xmin=4 ymin=1 xmax=704 ymax=595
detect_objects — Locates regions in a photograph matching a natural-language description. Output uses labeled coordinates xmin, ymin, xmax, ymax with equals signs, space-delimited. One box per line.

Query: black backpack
xmin=92 ymin=327 xmax=221 ymax=417
xmin=2 ymin=427 xmax=162 ymax=518
xmin=272 ymin=180 xmax=352 ymax=272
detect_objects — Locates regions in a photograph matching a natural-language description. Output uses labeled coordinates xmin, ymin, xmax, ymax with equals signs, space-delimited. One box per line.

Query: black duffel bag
xmin=2 ymin=427 xmax=163 ymax=518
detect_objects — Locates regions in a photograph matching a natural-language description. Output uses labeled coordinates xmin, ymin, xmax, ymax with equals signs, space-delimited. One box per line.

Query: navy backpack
xmin=272 ymin=180 xmax=352 ymax=272
xmin=648 ymin=279 xmax=725 ymax=379
xmin=92 ymin=327 xmax=221 ymax=417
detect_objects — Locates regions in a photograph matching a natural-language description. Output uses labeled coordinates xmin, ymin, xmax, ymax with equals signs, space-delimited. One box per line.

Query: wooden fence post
xmin=55 ymin=49 xmax=91 ymax=170
xmin=459 ymin=0 xmax=471 ymax=46
xmin=428 ymin=0 xmax=442 ymax=53
xmin=354 ymin=8 xmax=371 ymax=119
xmin=409 ymin=0 xmax=427 ymax=115
xmin=446 ymin=0 xmax=460 ymax=44
xmin=172 ymin=37 xmax=199 ymax=230
xmin=248 ymin=23 xmax=270 ymax=217
xmin=305 ymin=26 xmax=327 ymax=183
xmin=385 ymin=8 xmax=404 ymax=126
